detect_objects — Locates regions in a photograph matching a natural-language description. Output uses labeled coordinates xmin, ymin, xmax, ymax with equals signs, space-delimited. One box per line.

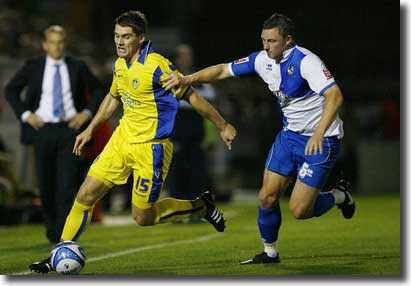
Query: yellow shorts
xmin=88 ymin=128 xmax=173 ymax=209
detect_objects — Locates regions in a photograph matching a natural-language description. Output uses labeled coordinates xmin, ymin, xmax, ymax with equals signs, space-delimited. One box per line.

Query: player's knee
xmin=258 ymin=189 xmax=279 ymax=208
xmin=289 ymin=204 xmax=311 ymax=219
xmin=133 ymin=214 xmax=154 ymax=226
xmin=131 ymin=207 xmax=155 ymax=226
xmin=76 ymin=185 xmax=99 ymax=206
xmin=76 ymin=177 xmax=109 ymax=206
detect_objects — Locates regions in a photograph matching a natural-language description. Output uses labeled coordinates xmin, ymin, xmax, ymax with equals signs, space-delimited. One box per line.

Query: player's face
xmin=114 ymin=24 xmax=145 ymax=62
xmin=261 ymin=28 xmax=292 ymax=61
xmin=43 ymin=32 xmax=65 ymax=60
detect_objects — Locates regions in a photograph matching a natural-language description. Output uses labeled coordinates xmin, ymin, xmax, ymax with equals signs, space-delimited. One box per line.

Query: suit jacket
xmin=5 ymin=55 xmax=104 ymax=145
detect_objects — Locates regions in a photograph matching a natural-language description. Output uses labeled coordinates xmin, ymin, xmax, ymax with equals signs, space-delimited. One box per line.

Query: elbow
xmin=337 ymin=93 xmax=344 ymax=108
xmin=216 ymin=64 xmax=230 ymax=80
xmin=327 ymin=86 xmax=344 ymax=109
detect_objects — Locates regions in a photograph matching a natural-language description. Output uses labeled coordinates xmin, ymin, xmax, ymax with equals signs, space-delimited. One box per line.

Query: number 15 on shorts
xmin=135 ymin=176 xmax=150 ymax=193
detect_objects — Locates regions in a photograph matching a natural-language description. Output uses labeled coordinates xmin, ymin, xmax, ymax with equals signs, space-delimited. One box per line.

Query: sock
xmin=313 ymin=192 xmax=335 ymax=217
xmin=258 ymin=205 xmax=282 ymax=255
xmin=153 ymin=197 xmax=206 ymax=224
xmin=331 ymin=188 xmax=346 ymax=205
xmin=264 ymin=241 xmax=279 ymax=257
xmin=61 ymin=199 xmax=95 ymax=242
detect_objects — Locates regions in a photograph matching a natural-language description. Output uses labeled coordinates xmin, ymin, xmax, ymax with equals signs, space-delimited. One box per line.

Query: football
xmin=50 ymin=241 xmax=86 ymax=274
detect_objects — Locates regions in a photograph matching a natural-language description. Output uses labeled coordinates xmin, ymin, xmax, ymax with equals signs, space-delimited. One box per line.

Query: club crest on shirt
xmin=234 ymin=57 xmax=249 ymax=64
xmin=266 ymin=64 xmax=272 ymax=71
xmin=132 ymin=79 xmax=139 ymax=89
xmin=287 ymin=64 xmax=294 ymax=75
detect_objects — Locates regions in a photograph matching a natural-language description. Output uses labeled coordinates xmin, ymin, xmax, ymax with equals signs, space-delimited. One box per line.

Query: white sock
xmin=264 ymin=241 xmax=279 ymax=257
xmin=331 ymin=188 xmax=345 ymax=205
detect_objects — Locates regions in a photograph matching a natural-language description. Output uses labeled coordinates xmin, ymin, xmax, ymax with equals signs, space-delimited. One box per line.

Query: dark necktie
xmin=53 ymin=64 xmax=63 ymax=118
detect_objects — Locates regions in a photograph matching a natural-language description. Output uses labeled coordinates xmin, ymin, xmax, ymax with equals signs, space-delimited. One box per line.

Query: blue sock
xmin=257 ymin=205 xmax=282 ymax=244
xmin=313 ymin=192 xmax=335 ymax=217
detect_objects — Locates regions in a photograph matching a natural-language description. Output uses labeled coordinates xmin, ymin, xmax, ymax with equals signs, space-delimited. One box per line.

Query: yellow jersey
xmin=110 ymin=41 xmax=188 ymax=143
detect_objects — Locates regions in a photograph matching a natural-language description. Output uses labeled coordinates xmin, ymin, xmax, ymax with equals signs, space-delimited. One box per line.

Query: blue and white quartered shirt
xmin=228 ymin=44 xmax=344 ymax=139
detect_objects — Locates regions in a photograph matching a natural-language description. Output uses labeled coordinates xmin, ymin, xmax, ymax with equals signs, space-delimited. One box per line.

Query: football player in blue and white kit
xmin=164 ymin=13 xmax=355 ymax=264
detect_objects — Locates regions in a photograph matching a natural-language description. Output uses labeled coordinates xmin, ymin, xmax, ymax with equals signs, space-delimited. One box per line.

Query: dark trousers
xmin=33 ymin=123 xmax=81 ymax=243
xmin=168 ymin=109 xmax=207 ymax=200
xmin=168 ymin=139 xmax=206 ymax=200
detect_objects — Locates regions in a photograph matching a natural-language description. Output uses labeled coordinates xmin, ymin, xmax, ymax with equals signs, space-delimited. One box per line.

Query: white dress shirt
xmin=21 ymin=56 xmax=78 ymax=123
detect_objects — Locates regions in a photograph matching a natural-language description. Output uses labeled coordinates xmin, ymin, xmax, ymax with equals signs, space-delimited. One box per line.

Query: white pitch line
xmin=12 ymin=209 xmax=238 ymax=275
xmin=88 ymin=233 xmax=221 ymax=263
xmin=12 ymin=233 xmax=222 ymax=275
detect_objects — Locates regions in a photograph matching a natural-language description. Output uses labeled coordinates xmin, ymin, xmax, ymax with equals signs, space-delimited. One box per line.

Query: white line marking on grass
xmin=12 ymin=233 xmax=222 ymax=275
xmin=10 ymin=270 xmax=31 ymax=275
xmin=12 ymin=209 xmax=238 ymax=275
xmin=88 ymin=233 xmax=221 ymax=263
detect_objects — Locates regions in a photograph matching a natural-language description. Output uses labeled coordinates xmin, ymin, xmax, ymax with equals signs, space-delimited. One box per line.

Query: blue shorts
xmin=265 ymin=130 xmax=340 ymax=189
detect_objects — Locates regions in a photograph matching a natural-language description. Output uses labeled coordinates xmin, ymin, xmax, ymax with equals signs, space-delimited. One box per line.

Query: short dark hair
xmin=115 ymin=10 xmax=147 ymax=36
xmin=263 ymin=13 xmax=294 ymax=39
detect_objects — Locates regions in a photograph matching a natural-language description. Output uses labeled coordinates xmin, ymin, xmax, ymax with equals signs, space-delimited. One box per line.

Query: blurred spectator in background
xmin=167 ymin=44 xmax=217 ymax=203
xmin=382 ymin=94 xmax=400 ymax=140
xmin=0 ymin=142 xmax=43 ymax=226
xmin=0 ymin=9 xmax=24 ymax=58
xmin=4 ymin=25 xmax=104 ymax=243
xmin=0 ymin=141 xmax=20 ymax=211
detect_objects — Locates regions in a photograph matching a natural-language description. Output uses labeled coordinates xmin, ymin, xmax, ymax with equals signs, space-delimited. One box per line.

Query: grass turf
xmin=0 ymin=194 xmax=400 ymax=275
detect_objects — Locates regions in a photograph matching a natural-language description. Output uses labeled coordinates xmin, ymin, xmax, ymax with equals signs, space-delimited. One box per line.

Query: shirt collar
xmin=137 ymin=40 xmax=153 ymax=64
xmin=280 ymin=43 xmax=297 ymax=63
xmin=46 ymin=55 xmax=65 ymax=66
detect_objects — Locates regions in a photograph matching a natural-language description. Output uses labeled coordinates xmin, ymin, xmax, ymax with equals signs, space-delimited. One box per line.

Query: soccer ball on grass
xmin=50 ymin=241 xmax=86 ymax=274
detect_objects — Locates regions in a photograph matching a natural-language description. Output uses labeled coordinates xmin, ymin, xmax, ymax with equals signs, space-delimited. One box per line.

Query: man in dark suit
xmin=168 ymin=44 xmax=217 ymax=202
xmin=5 ymin=25 xmax=103 ymax=243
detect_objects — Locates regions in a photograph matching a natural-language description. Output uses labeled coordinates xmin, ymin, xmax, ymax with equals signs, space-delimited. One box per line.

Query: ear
xmin=285 ymin=35 xmax=293 ymax=46
xmin=139 ymin=34 xmax=145 ymax=44
xmin=42 ymin=41 xmax=48 ymax=53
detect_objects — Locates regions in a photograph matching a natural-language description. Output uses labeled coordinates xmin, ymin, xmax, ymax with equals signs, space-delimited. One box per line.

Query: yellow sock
xmin=153 ymin=197 xmax=206 ymax=224
xmin=61 ymin=199 xmax=95 ymax=241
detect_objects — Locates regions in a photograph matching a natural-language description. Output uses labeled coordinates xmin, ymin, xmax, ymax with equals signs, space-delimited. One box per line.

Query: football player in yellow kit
xmin=29 ymin=10 xmax=236 ymax=273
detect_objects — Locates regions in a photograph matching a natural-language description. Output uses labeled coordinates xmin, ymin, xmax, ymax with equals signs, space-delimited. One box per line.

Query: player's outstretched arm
xmin=186 ymin=88 xmax=237 ymax=150
xmin=73 ymin=92 xmax=120 ymax=156
xmin=163 ymin=63 xmax=232 ymax=91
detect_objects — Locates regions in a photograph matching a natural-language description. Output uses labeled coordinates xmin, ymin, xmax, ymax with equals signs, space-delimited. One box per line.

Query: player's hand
xmin=68 ymin=111 xmax=90 ymax=130
xmin=220 ymin=123 xmax=237 ymax=150
xmin=163 ymin=72 xmax=190 ymax=91
xmin=73 ymin=128 xmax=93 ymax=156
xmin=305 ymin=132 xmax=324 ymax=155
xmin=26 ymin=113 xmax=44 ymax=130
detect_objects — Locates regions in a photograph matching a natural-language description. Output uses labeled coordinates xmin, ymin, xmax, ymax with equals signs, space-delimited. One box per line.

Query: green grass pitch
xmin=1 ymin=194 xmax=400 ymax=275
